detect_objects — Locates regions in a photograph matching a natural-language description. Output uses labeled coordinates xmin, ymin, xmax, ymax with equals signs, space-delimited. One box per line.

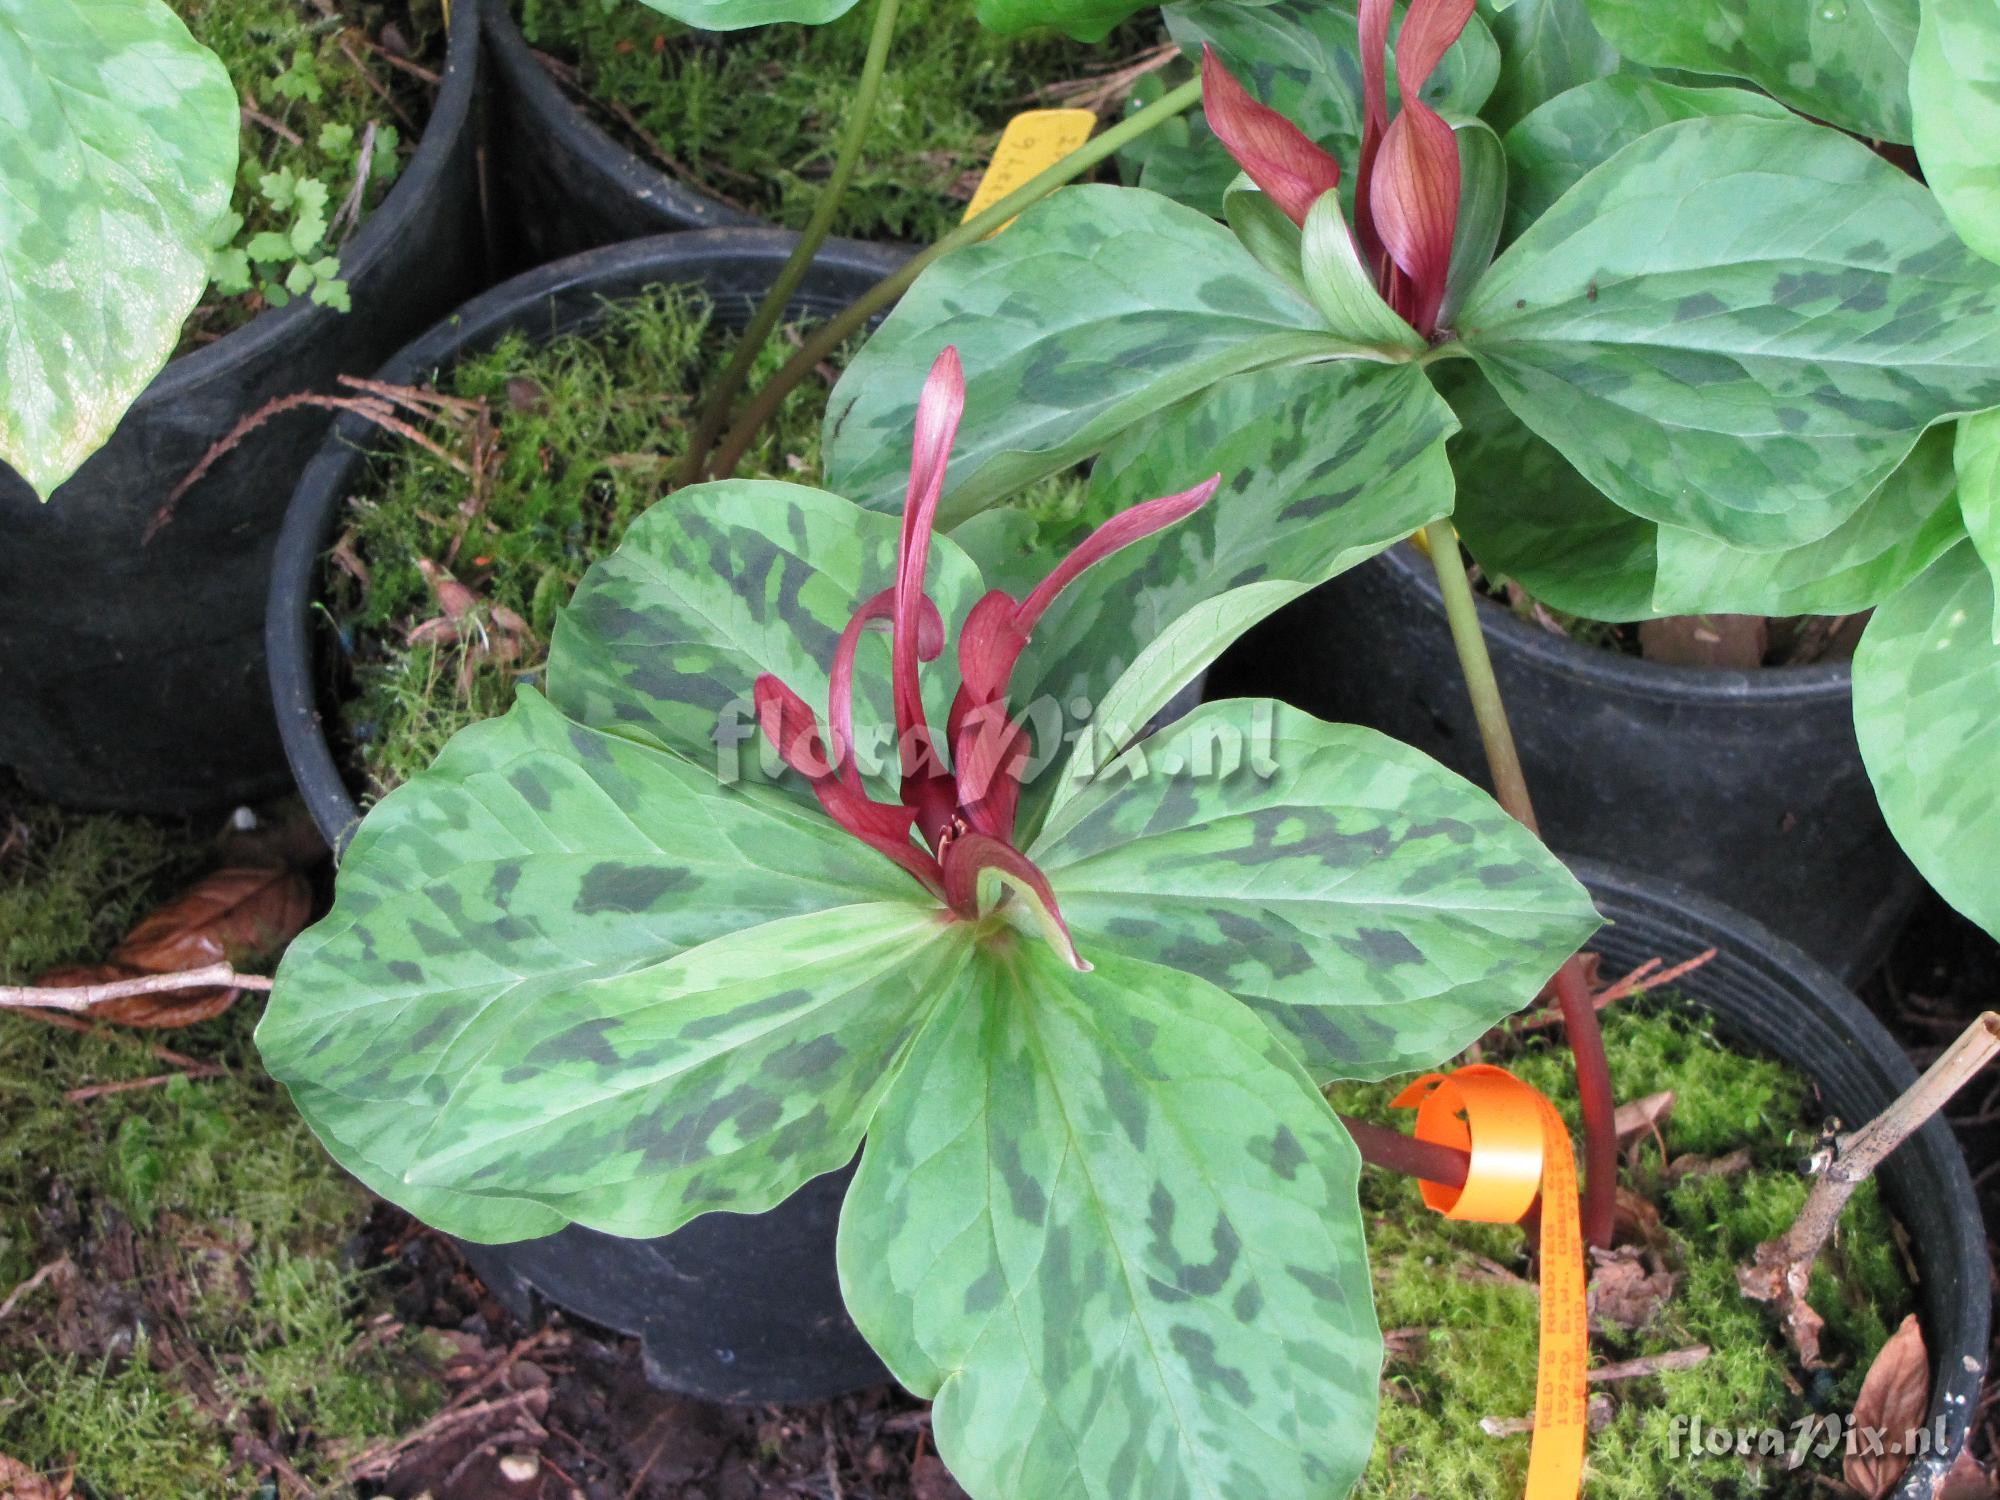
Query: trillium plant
xmin=260 ymin=344 xmax=1602 ymax=1497
xmin=820 ymin=0 xmax=2000 ymax=961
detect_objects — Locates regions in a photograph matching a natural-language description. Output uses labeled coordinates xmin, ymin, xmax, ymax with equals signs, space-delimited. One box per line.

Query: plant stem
xmin=1341 ymin=1114 xmax=1468 ymax=1188
xmin=1419 ymin=519 xmax=1617 ymax=1251
xmin=674 ymin=0 xmax=906 ymax=490
xmin=702 ymin=73 xmax=1206 ymax=481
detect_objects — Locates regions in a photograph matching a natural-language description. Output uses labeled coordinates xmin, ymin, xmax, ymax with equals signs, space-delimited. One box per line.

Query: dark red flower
xmin=756 ymin=347 xmax=1219 ymax=968
xmin=1202 ymin=0 xmax=1475 ymax=339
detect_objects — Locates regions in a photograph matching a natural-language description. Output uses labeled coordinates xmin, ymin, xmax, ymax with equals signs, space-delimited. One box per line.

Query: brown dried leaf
xmin=1612 ymin=1185 xmax=1669 ymax=1250
xmin=1614 ymin=1089 xmax=1674 ymax=1154
xmin=910 ymin=1454 xmax=970 ymax=1500
xmin=111 ymin=866 xmax=310 ymax=974
xmin=0 ymin=1452 xmax=75 ymax=1500
xmin=1846 ymin=1314 xmax=1930 ymax=1499
xmin=1587 ymin=1247 xmax=1676 ymax=1332
xmin=1638 ymin=613 xmax=1769 ymax=668
xmin=1936 ymin=1446 xmax=1999 ymax=1499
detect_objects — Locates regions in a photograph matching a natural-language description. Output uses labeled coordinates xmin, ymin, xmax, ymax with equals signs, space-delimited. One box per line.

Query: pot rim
xmin=1381 ymin=540 xmax=1855 ymax=706
xmin=266 ymin=227 xmax=909 ymax=853
xmin=1570 ymin=856 xmax=1988 ymax=1494
xmin=485 ymin=0 xmax=763 ymax=234
xmin=134 ymin=0 xmax=486 ymax=403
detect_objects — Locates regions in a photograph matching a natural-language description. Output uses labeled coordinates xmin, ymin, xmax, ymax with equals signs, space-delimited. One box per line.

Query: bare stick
xmin=1741 ymin=1011 xmax=2000 ymax=1360
xmin=66 ymin=1067 xmax=229 ymax=1103
xmin=329 ymin=120 xmax=377 ymax=240
xmin=0 ymin=963 xmax=274 ymax=1013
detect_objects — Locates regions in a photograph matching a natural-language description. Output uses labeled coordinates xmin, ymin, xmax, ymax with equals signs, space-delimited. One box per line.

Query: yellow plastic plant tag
xmin=962 ymin=109 xmax=1098 ymax=234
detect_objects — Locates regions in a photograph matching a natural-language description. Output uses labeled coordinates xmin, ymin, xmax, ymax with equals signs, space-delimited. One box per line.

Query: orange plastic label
xmin=962 ymin=109 xmax=1098 ymax=233
xmin=1393 ymin=1065 xmax=1588 ymax=1500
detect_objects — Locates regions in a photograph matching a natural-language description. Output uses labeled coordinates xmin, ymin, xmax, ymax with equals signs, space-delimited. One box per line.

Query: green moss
xmin=329 ymin=284 xmax=1094 ymax=799
xmin=1331 ymin=1002 xmax=1914 ymax=1500
xmin=0 ymin=792 xmax=440 ymax=1495
xmin=514 ymin=0 xmax=1151 ymax=243
xmin=170 ymin=0 xmax=445 ymax=347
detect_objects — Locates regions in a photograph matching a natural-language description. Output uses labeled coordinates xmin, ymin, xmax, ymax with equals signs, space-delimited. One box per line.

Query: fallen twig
xmin=1740 ymin=1011 xmax=2000 ymax=1365
xmin=0 ymin=1257 xmax=74 ymax=1321
xmin=345 ymin=1389 xmax=549 ymax=1479
xmin=1514 ymin=947 xmax=1719 ymax=1032
xmin=1588 ymin=1345 xmax=1710 ymax=1383
xmin=1033 ymin=41 xmax=1179 ymax=114
xmin=328 ymin=120 xmax=377 ymax=240
xmin=65 ymin=1066 xmax=228 ymax=1103
xmin=0 ymin=963 xmax=273 ymax=1013
xmin=241 ymin=99 xmax=304 ymax=146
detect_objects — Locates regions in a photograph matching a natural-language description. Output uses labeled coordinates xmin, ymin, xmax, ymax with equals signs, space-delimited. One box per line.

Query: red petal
xmin=1354 ymin=0 xmax=1393 ymax=266
xmin=830 ymin=586 xmax=940 ymax=787
xmin=893 ymin=348 xmax=963 ymax=786
xmin=1372 ymin=100 xmax=1459 ymax=336
xmin=1395 ymin=0 xmax=1475 ymax=93
xmin=939 ymin=832 xmax=1088 ymax=970
xmin=1200 ymin=46 xmax=1340 ymax=228
xmin=755 ymin=673 xmax=946 ymax=898
xmin=1016 ymin=476 xmax=1219 ymax=636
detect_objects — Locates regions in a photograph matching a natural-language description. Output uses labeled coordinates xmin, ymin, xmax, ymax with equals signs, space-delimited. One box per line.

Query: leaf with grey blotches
xmin=1914 ymin=0 xmax=2000 ymax=268
xmin=1462 ymin=116 xmax=2000 ymax=552
xmin=1584 ymin=0 xmax=1916 ymax=142
xmin=1854 ymin=540 xmax=2000 ymax=943
xmin=822 ymin=186 xmax=1344 ymax=527
xmin=1032 ymin=701 xmax=1602 ymax=1081
xmin=839 ymin=942 xmax=1383 ymax=1500
xmin=0 ymin=0 xmax=238 ymax=498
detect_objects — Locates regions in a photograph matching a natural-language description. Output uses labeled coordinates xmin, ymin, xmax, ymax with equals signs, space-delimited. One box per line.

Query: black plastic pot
xmin=1211 ymin=544 xmax=1920 ymax=983
xmin=0 ymin=0 xmax=487 ymax=816
xmin=1574 ymin=858 xmax=1986 ymax=1498
xmin=485 ymin=3 xmax=763 ymax=270
xmin=270 ymin=228 xmax=908 ymax=1401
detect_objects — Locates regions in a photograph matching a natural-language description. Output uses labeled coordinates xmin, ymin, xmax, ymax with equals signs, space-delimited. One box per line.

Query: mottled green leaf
xmin=550 ymin=479 xmax=981 ymax=796
xmin=1584 ymin=0 xmax=1917 ymax=142
xmin=1914 ymin=0 xmax=2000 ymax=266
xmin=632 ymin=0 xmax=859 ymax=27
xmin=1478 ymin=0 xmax=1620 ymax=133
xmin=1854 ymin=540 xmax=2000 ymax=941
xmin=1443 ymin=362 xmax=1661 ymax=621
xmin=1141 ymin=0 xmax=1499 ymax=217
xmin=840 ymin=941 xmax=1381 ymax=1500
xmin=257 ymin=689 xmax=933 ymax=1241
xmin=399 ymin=901 xmax=969 ymax=1236
xmin=1034 ymin=701 xmax=1602 ymax=1080
xmin=824 ymin=187 xmax=1346 ymax=525
xmin=1461 ymin=115 xmax=2000 ymax=550
xmin=1224 ymin=178 xmax=1313 ymax=306
xmin=992 ymin=361 xmax=1456 ymax=828
xmin=0 ymin=0 xmax=237 ymax=498
xmin=1501 ymin=76 xmax=1790 ymax=242
xmin=1957 ymin=410 xmax=2000 ymax=639
xmin=1651 ymin=424 xmax=1965 ymax=616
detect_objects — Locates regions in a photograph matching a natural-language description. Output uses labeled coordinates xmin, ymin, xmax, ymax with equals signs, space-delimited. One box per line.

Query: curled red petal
xmin=1016 ymin=475 xmax=1220 ymax=637
xmin=1394 ymin=0 xmax=1474 ymax=94
xmin=830 ymin=586 xmax=940 ymax=787
xmin=1372 ymin=100 xmax=1459 ymax=337
xmin=893 ymin=347 xmax=963 ymax=785
xmin=1354 ymin=0 xmax=1393 ymax=266
xmin=950 ymin=696 xmax=1032 ymax=841
xmin=1200 ymin=46 xmax=1340 ymax=228
xmin=754 ymin=674 xmax=945 ymax=898
xmin=953 ymin=589 xmax=1029 ymax=715
xmin=939 ymin=832 xmax=1088 ymax=971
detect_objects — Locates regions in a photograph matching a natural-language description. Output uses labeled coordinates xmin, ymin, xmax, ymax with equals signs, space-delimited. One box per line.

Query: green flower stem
xmin=1420 ymin=519 xmax=1616 ymax=1251
xmin=700 ymin=73 xmax=1206 ymax=482
xmin=674 ymin=0 xmax=906 ymax=491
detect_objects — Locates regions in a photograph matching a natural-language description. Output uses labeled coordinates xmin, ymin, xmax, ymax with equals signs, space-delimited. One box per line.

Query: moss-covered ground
xmin=0 ymin=791 xmax=442 ymax=1495
xmin=1334 ymin=1000 xmax=1911 ymax=1499
xmin=171 ymin=0 xmax=444 ymax=348
xmin=326 ymin=284 xmax=1096 ymax=799
xmin=513 ymin=0 xmax=1159 ymax=244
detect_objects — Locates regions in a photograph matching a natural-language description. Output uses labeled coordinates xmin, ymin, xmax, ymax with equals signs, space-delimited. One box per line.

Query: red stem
xmin=1550 ymin=957 xmax=1617 ymax=1248
xmin=1340 ymin=1114 xmax=1468 ymax=1188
